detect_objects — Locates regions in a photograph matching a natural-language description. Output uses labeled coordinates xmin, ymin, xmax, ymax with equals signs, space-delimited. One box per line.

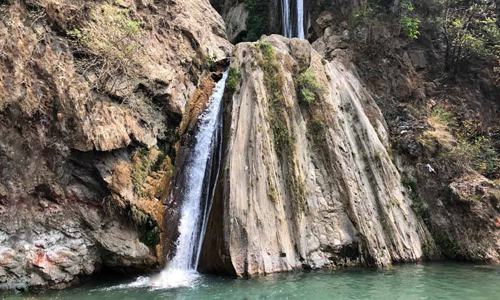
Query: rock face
xmin=0 ymin=0 xmax=231 ymax=290
xmin=224 ymin=3 xmax=248 ymax=43
xmin=200 ymin=35 xmax=434 ymax=276
xmin=310 ymin=1 xmax=500 ymax=264
xmin=211 ymin=0 xmax=283 ymax=42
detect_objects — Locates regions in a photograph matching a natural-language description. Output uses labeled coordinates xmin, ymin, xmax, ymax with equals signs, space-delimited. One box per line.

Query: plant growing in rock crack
xmin=256 ymin=41 xmax=307 ymax=219
xmin=226 ymin=67 xmax=242 ymax=96
xmin=130 ymin=147 xmax=168 ymax=197
xmin=205 ymin=52 xmax=218 ymax=69
xmin=295 ymin=71 xmax=325 ymax=105
xmin=401 ymin=174 xmax=430 ymax=220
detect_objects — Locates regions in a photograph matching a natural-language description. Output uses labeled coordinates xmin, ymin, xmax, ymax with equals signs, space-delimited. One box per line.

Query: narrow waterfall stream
xmin=166 ymin=70 xmax=227 ymax=273
xmin=296 ymin=0 xmax=305 ymax=39
xmin=282 ymin=0 xmax=304 ymax=38
xmin=127 ymin=70 xmax=228 ymax=290
xmin=282 ymin=0 xmax=292 ymax=38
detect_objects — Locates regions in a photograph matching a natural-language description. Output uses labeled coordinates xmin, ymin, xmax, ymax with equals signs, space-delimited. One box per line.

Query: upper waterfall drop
xmin=282 ymin=0 xmax=304 ymax=39
xmin=282 ymin=0 xmax=292 ymax=38
xmin=296 ymin=0 xmax=305 ymax=39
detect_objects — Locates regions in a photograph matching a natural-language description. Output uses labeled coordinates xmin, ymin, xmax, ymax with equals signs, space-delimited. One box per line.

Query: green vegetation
xmin=454 ymin=136 xmax=499 ymax=178
xmin=400 ymin=15 xmax=421 ymax=40
xmin=310 ymin=118 xmax=325 ymax=133
xmin=205 ymin=52 xmax=218 ymax=69
xmin=432 ymin=107 xmax=457 ymax=126
xmin=426 ymin=107 xmax=500 ymax=179
xmin=401 ymin=174 xmax=430 ymax=220
xmin=226 ymin=67 xmax=242 ymax=95
xmin=130 ymin=205 xmax=160 ymax=247
xmin=130 ymin=147 xmax=169 ymax=196
xmin=348 ymin=0 xmax=420 ymax=41
xmin=256 ymin=41 xmax=307 ymax=218
xmin=398 ymin=0 xmax=421 ymax=40
xmin=256 ymin=41 xmax=294 ymax=155
xmin=295 ymin=71 xmax=325 ymax=105
xmin=348 ymin=1 xmax=384 ymax=37
xmin=243 ymin=0 xmax=268 ymax=42
xmin=441 ymin=0 xmax=500 ymax=74
xmin=131 ymin=148 xmax=155 ymax=195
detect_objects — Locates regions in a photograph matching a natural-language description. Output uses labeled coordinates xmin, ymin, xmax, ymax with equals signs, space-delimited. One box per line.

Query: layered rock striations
xmin=200 ymin=35 xmax=435 ymax=276
xmin=2 ymin=0 xmax=499 ymax=291
xmin=0 ymin=0 xmax=231 ymax=290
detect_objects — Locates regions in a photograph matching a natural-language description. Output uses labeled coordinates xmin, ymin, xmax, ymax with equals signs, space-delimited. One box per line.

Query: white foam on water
xmin=149 ymin=269 xmax=201 ymax=290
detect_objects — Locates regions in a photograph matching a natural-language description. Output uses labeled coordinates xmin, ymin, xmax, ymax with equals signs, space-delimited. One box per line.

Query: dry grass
xmin=418 ymin=115 xmax=457 ymax=153
xmin=67 ymin=3 xmax=148 ymax=93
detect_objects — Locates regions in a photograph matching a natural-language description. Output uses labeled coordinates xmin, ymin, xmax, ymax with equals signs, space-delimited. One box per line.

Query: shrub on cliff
xmin=227 ymin=67 xmax=242 ymax=95
xmin=441 ymin=0 xmax=500 ymax=74
xmin=398 ymin=0 xmax=421 ymax=40
xmin=67 ymin=4 xmax=146 ymax=89
xmin=296 ymin=71 xmax=325 ymax=105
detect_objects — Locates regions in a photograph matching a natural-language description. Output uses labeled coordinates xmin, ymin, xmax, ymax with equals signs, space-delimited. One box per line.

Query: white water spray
xmin=126 ymin=70 xmax=228 ymax=290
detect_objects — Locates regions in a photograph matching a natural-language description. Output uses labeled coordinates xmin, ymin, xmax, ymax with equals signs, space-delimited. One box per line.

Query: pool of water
xmin=5 ymin=262 xmax=500 ymax=299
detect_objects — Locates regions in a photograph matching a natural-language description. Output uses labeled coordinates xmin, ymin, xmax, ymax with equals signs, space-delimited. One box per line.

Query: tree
xmin=442 ymin=0 xmax=500 ymax=74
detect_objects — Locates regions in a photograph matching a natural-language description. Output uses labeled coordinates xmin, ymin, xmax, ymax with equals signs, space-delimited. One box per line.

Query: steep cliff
xmin=201 ymin=0 xmax=500 ymax=274
xmin=310 ymin=1 xmax=500 ymax=262
xmin=0 ymin=0 xmax=231 ymax=290
xmin=200 ymin=35 xmax=435 ymax=275
xmin=2 ymin=0 xmax=499 ymax=292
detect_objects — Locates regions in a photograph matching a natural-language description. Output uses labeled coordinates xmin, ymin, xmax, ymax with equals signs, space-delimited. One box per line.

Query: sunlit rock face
xmin=0 ymin=0 xmax=231 ymax=290
xmin=200 ymin=35 xmax=435 ymax=276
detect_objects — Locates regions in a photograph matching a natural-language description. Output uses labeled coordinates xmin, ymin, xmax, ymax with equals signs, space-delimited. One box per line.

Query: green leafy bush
xmin=296 ymin=71 xmax=325 ymax=105
xmin=398 ymin=0 xmax=420 ymax=40
xmin=226 ymin=67 xmax=242 ymax=94
xmin=68 ymin=5 xmax=144 ymax=68
xmin=401 ymin=15 xmax=421 ymax=39
xmin=442 ymin=0 xmax=500 ymax=74
xmin=205 ymin=52 xmax=218 ymax=69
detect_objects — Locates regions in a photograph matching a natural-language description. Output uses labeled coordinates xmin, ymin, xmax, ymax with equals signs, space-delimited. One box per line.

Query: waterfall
xmin=129 ymin=70 xmax=228 ymax=290
xmin=282 ymin=0 xmax=304 ymax=39
xmin=282 ymin=0 xmax=292 ymax=38
xmin=167 ymin=70 xmax=227 ymax=272
xmin=296 ymin=0 xmax=304 ymax=39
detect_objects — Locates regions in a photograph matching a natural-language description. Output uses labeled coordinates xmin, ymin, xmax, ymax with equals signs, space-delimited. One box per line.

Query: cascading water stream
xmin=282 ymin=0 xmax=292 ymax=38
xmin=282 ymin=0 xmax=304 ymax=39
xmin=296 ymin=0 xmax=304 ymax=39
xmin=125 ymin=70 xmax=228 ymax=290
